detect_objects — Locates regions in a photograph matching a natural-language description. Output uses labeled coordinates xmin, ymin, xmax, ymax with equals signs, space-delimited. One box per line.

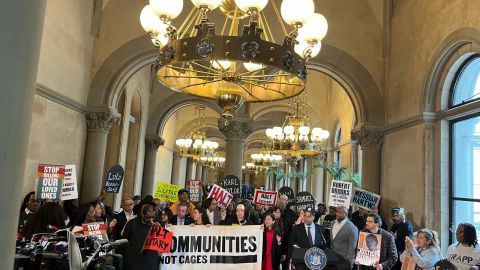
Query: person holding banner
xmin=203 ymin=198 xmax=221 ymax=225
xmin=221 ymin=203 xmax=253 ymax=225
xmin=399 ymin=228 xmax=440 ymax=270
xmin=262 ymin=213 xmax=285 ymax=270
xmin=191 ymin=207 xmax=211 ymax=226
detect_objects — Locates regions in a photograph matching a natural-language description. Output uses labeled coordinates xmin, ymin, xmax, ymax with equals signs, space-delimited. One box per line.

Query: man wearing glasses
xmin=110 ymin=196 xmax=136 ymax=240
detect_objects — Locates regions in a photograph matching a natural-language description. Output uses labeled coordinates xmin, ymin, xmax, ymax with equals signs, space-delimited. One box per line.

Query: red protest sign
xmin=82 ymin=222 xmax=108 ymax=241
xmin=207 ymin=184 xmax=233 ymax=208
xmin=144 ymin=224 xmax=173 ymax=253
xmin=253 ymin=189 xmax=278 ymax=207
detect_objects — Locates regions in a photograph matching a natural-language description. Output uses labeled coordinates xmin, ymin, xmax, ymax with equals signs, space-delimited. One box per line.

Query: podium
xmin=292 ymin=248 xmax=347 ymax=270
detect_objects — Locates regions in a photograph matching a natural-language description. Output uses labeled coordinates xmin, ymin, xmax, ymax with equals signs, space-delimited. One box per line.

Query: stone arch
xmin=251 ymin=104 xmax=291 ymax=121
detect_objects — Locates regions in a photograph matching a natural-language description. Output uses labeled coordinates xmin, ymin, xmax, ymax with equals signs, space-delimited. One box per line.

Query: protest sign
xmin=253 ymin=189 xmax=277 ymax=207
xmin=278 ymin=186 xmax=295 ymax=201
xmin=186 ymin=180 xmax=203 ymax=202
xmin=295 ymin=191 xmax=316 ymax=212
xmin=401 ymin=256 xmax=416 ymax=270
xmin=82 ymin=222 xmax=108 ymax=241
xmin=160 ymin=225 xmax=263 ymax=270
xmin=36 ymin=164 xmax=64 ymax=200
xmin=104 ymin=165 xmax=124 ymax=193
xmin=355 ymin=232 xmax=381 ymax=266
xmin=144 ymin=224 xmax=174 ymax=253
xmin=207 ymin=184 xmax=233 ymax=208
xmin=328 ymin=180 xmax=353 ymax=208
xmin=221 ymin=175 xmax=241 ymax=198
xmin=351 ymin=188 xmax=381 ymax=211
xmin=62 ymin=164 xmax=78 ymax=200
xmin=154 ymin=182 xmax=183 ymax=202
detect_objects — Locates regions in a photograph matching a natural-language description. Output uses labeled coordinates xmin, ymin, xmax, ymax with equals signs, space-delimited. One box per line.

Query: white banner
xmin=62 ymin=165 xmax=78 ymax=200
xmin=160 ymin=225 xmax=263 ymax=270
xmin=327 ymin=180 xmax=353 ymax=208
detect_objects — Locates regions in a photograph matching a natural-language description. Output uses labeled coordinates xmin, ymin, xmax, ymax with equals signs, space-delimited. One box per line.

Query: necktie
xmin=179 ymin=218 xmax=184 ymax=225
xmin=307 ymin=226 xmax=313 ymax=246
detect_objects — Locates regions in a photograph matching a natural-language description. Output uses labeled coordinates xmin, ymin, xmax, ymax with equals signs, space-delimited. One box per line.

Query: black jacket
xmin=262 ymin=228 xmax=286 ymax=270
xmin=169 ymin=215 xmax=193 ymax=225
xmin=390 ymin=220 xmax=413 ymax=254
xmin=112 ymin=211 xmax=129 ymax=240
xmin=288 ymin=223 xmax=327 ymax=256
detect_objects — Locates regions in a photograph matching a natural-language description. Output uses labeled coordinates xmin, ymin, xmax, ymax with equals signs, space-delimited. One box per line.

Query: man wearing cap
xmin=169 ymin=188 xmax=195 ymax=216
xmin=390 ymin=207 xmax=413 ymax=270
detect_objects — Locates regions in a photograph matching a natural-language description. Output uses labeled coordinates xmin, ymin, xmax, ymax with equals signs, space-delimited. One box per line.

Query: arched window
xmin=450 ymin=55 xmax=480 ymax=241
xmin=334 ymin=126 xmax=342 ymax=166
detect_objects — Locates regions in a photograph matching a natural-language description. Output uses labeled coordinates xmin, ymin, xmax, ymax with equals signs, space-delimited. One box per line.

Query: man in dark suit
xmin=389 ymin=207 xmax=413 ymax=270
xmin=169 ymin=201 xmax=193 ymax=225
xmin=110 ymin=196 xmax=136 ymax=240
xmin=203 ymin=198 xmax=221 ymax=225
xmin=288 ymin=207 xmax=327 ymax=269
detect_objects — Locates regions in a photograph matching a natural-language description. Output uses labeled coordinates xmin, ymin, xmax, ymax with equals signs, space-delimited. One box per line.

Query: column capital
xmin=218 ymin=118 xmax=253 ymax=140
xmin=351 ymin=126 xmax=384 ymax=149
xmin=145 ymin=135 xmax=165 ymax=151
xmin=86 ymin=110 xmax=120 ymax=132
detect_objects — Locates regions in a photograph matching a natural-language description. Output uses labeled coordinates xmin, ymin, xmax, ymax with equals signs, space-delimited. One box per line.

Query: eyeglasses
xmin=123 ymin=204 xmax=133 ymax=207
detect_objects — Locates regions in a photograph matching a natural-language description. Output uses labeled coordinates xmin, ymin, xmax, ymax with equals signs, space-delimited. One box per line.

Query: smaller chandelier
xmin=243 ymin=162 xmax=255 ymax=171
xmin=251 ymin=149 xmax=282 ymax=170
xmin=175 ymin=106 xmax=219 ymax=160
xmin=200 ymin=154 xmax=226 ymax=170
xmin=266 ymin=93 xmax=329 ymax=158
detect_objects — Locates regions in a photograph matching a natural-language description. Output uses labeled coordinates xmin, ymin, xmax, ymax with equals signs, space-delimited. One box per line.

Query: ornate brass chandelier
xmin=175 ymin=105 xmax=219 ymax=160
xmin=140 ymin=0 xmax=328 ymax=118
xmin=200 ymin=153 xmax=226 ymax=170
xmin=265 ymin=92 xmax=329 ymax=158
xmin=250 ymin=148 xmax=282 ymax=171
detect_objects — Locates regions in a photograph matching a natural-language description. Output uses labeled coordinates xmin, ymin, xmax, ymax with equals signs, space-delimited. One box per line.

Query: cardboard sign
xmin=355 ymin=232 xmax=381 ymax=266
xmin=82 ymin=222 xmax=108 ymax=241
xmin=186 ymin=180 xmax=203 ymax=202
xmin=253 ymin=189 xmax=277 ymax=207
xmin=144 ymin=225 xmax=174 ymax=253
xmin=207 ymin=184 xmax=233 ymax=208
xmin=278 ymin=186 xmax=295 ymax=201
xmin=160 ymin=225 xmax=263 ymax=270
xmin=222 ymin=175 xmax=241 ymax=199
xmin=295 ymin=191 xmax=316 ymax=212
xmin=62 ymin=164 xmax=78 ymax=200
xmin=351 ymin=188 xmax=381 ymax=211
xmin=36 ymin=164 xmax=65 ymax=200
xmin=401 ymin=256 xmax=416 ymax=270
xmin=104 ymin=165 xmax=124 ymax=193
xmin=328 ymin=180 xmax=353 ymax=209
xmin=154 ymin=182 xmax=183 ymax=202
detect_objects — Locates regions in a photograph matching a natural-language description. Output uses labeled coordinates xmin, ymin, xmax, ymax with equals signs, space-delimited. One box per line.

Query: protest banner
xmin=327 ymin=180 xmax=353 ymax=208
xmin=82 ymin=222 xmax=109 ymax=241
xmin=62 ymin=164 xmax=78 ymax=200
xmin=104 ymin=165 xmax=124 ymax=193
xmin=221 ymin=175 xmax=241 ymax=198
xmin=401 ymin=256 xmax=416 ymax=270
xmin=154 ymin=182 xmax=183 ymax=202
xmin=207 ymin=184 xmax=233 ymax=208
xmin=355 ymin=232 xmax=381 ymax=266
xmin=144 ymin=224 xmax=174 ymax=253
xmin=186 ymin=180 xmax=203 ymax=202
xmin=351 ymin=188 xmax=381 ymax=211
xmin=253 ymin=189 xmax=277 ymax=207
xmin=295 ymin=191 xmax=316 ymax=212
xmin=278 ymin=186 xmax=295 ymax=201
xmin=36 ymin=164 xmax=65 ymax=200
xmin=160 ymin=225 xmax=263 ymax=270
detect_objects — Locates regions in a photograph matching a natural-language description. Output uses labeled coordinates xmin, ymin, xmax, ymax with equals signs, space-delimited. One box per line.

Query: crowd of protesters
xmin=16 ymin=189 xmax=480 ymax=270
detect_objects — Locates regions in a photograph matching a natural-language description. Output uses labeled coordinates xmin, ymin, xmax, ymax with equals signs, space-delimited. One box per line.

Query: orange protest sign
xmin=144 ymin=225 xmax=173 ymax=253
xmin=82 ymin=222 xmax=109 ymax=241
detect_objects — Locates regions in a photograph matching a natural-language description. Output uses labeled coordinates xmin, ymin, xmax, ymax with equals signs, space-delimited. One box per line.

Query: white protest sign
xmin=327 ymin=180 xmax=353 ymax=208
xmin=351 ymin=188 xmax=381 ymax=211
xmin=253 ymin=189 xmax=277 ymax=207
xmin=160 ymin=225 xmax=263 ymax=270
xmin=207 ymin=184 xmax=233 ymax=208
xmin=62 ymin=164 xmax=78 ymax=200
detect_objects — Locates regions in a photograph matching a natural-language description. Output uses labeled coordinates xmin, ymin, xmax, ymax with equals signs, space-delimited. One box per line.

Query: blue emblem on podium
xmin=304 ymin=247 xmax=327 ymax=270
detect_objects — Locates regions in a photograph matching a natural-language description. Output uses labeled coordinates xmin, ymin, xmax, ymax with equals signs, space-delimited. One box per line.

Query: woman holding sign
xmin=400 ymin=228 xmax=440 ymax=270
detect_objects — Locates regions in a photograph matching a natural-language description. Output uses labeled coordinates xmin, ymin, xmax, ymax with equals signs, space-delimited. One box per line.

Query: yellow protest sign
xmin=154 ymin=182 xmax=182 ymax=202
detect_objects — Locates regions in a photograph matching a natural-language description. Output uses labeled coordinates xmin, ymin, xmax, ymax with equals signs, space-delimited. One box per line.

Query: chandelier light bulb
xmin=281 ymin=0 xmax=315 ymax=26
xmin=311 ymin=127 xmax=322 ymax=136
xmin=295 ymin=40 xmax=321 ymax=59
xmin=320 ymin=130 xmax=330 ymax=139
xmin=298 ymin=13 xmax=328 ymax=42
xmin=273 ymin=127 xmax=283 ymax=137
xmin=266 ymin=128 xmax=275 ymax=139
xmin=211 ymin=60 xmax=232 ymax=70
xmin=140 ymin=5 xmax=167 ymax=34
xmin=234 ymin=0 xmax=268 ymax=13
xmin=153 ymin=33 xmax=170 ymax=48
xmin=191 ymin=0 xmax=223 ymax=10
xmin=299 ymin=125 xmax=310 ymax=135
xmin=283 ymin=125 xmax=294 ymax=135
xmin=149 ymin=0 xmax=183 ymax=21
xmin=243 ymin=62 xmax=264 ymax=72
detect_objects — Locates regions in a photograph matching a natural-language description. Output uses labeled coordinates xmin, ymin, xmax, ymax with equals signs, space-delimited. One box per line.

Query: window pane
xmin=452 ymin=116 xmax=480 ymax=198
xmin=451 ymin=200 xmax=480 ymax=241
xmin=452 ymin=57 xmax=480 ymax=106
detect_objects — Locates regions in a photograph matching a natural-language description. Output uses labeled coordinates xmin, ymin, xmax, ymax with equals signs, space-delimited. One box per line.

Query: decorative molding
xmin=35 ymin=83 xmax=89 ymax=115
xmin=218 ymin=119 xmax=253 ymax=140
xmin=86 ymin=111 xmax=120 ymax=132
xmin=384 ymin=115 xmax=425 ymax=134
xmin=351 ymin=126 xmax=384 ymax=149
xmin=439 ymin=99 xmax=480 ymax=121
xmin=145 ymin=135 xmax=165 ymax=151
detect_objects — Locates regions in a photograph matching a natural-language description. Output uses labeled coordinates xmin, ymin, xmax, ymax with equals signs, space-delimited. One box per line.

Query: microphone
xmin=102 ymin=239 xmax=129 ymax=252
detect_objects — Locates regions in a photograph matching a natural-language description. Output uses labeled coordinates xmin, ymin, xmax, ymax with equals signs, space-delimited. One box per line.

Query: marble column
xmin=351 ymin=139 xmax=359 ymax=173
xmin=81 ymin=111 xmax=120 ymax=203
xmin=325 ymin=147 xmax=334 ymax=200
xmin=219 ymin=118 xmax=253 ymax=179
xmin=312 ymin=165 xmax=325 ymax=203
xmin=201 ymin=166 xmax=208 ymax=183
xmin=195 ymin=162 xmax=203 ymax=180
xmin=186 ymin=158 xmax=196 ymax=180
xmin=0 ymin=1 xmax=46 ymax=268
xmin=351 ymin=127 xmax=384 ymax=194
xmin=141 ymin=135 xmax=164 ymax=196
xmin=423 ymin=112 xmax=436 ymax=228
xmin=171 ymin=152 xmax=187 ymax=186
